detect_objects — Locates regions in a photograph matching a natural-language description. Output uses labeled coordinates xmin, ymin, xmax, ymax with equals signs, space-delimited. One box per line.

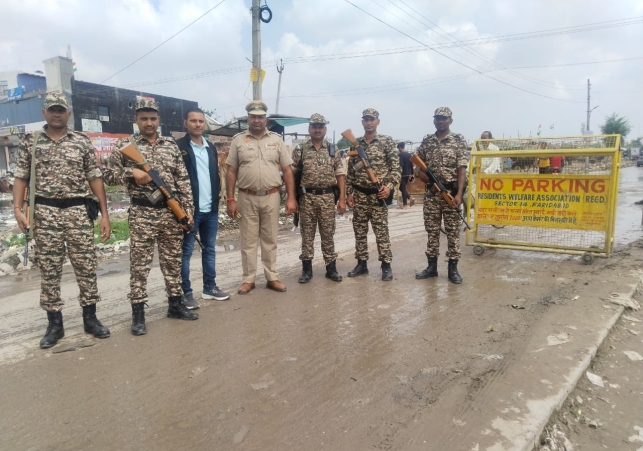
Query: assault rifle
xmin=410 ymin=154 xmax=471 ymax=230
xmin=22 ymin=187 xmax=30 ymax=266
xmin=341 ymin=129 xmax=386 ymax=207
xmin=293 ymin=146 xmax=305 ymax=228
xmin=119 ymin=141 xmax=203 ymax=249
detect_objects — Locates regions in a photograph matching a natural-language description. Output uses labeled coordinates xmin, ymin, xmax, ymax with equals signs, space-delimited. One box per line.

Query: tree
xmin=337 ymin=136 xmax=351 ymax=150
xmin=600 ymin=113 xmax=631 ymax=138
xmin=631 ymin=137 xmax=643 ymax=149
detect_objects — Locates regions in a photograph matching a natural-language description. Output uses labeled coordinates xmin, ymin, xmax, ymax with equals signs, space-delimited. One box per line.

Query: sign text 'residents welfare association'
xmin=475 ymin=175 xmax=609 ymax=231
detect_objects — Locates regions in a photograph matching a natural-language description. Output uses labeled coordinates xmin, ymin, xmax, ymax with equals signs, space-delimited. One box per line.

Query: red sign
xmin=86 ymin=133 xmax=130 ymax=161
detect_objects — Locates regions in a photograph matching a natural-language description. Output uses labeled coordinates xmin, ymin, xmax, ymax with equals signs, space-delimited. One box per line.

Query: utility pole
xmin=586 ymin=79 xmax=599 ymax=134
xmin=251 ymin=0 xmax=262 ymax=100
xmin=275 ymin=59 xmax=284 ymax=113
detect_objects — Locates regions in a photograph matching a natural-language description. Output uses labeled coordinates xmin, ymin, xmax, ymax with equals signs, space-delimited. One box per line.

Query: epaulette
xmin=72 ymin=130 xmax=91 ymax=140
xmin=269 ymin=131 xmax=282 ymax=137
xmin=232 ymin=131 xmax=246 ymax=139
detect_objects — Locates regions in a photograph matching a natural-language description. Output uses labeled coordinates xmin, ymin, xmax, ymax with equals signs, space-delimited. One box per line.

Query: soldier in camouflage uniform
xmin=346 ymin=108 xmax=401 ymax=281
xmin=102 ymin=99 xmax=198 ymax=335
xmin=12 ymin=91 xmax=111 ymax=349
xmin=292 ymin=113 xmax=346 ymax=283
xmin=415 ymin=107 xmax=468 ymax=284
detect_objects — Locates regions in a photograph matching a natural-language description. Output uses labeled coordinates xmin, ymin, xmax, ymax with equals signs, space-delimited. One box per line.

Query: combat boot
xmin=167 ymin=296 xmax=199 ymax=320
xmin=40 ymin=311 xmax=64 ymax=349
xmin=381 ymin=262 xmax=393 ymax=281
xmin=416 ymin=256 xmax=438 ymax=279
xmin=347 ymin=259 xmax=368 ymax=277
xmin=131 ymin=303 xmax=147 ymax=336
xmin=298 ymin=260 xmax=313 ymax=283
xmin=448 ymin=259 xmax=463 ymax=284
xmin=325 ymin=260 xmax=343 ymax=282
xmin=82 ymin=304 xmax=110 ymax=339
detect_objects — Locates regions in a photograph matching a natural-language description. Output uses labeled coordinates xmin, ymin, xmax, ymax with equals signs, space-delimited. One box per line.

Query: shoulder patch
xmin=232 ymin=131 xmax=245 ymax=138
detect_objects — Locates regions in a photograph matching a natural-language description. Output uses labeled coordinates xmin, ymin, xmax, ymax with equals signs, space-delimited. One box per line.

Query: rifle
xmin=22 ymin=187 xmax=30 ymax=266
xmin=119 ymin=141 xmax=203 ymax=249
xmin=292 ymin=146 xmax=305 ymax=228
xmin=411 ymin=154 xmax=471 ymax=230
xmin=341 ymin=129 xmax=386 ymax=207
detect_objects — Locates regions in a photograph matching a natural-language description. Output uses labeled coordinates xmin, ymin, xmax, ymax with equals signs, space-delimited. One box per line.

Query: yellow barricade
xmin=466 ymin=135 xmax=620 ymax=263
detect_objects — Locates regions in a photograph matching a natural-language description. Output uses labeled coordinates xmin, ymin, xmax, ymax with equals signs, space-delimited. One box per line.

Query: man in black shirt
xmin=397 ymin=142 xmax=415 ymax=209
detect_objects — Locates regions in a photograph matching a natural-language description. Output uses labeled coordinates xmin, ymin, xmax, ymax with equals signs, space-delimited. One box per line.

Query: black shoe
xmin=167 ymin=296 xmax=199 ymax=320
xmin=131 ymin=303 xmax=147 ymax=336
xmin=347 ymin=259 xmax=368 ymax=277
xmin=416 ymin=256 xmax=438 ymax=279
xmin=298 ymin=260 xmax=313 ymax=283
xmin=40 ymin=311 xmax=64 ymax=349
xmin=325 ymin=260 xmax=343 ymax=282
xmin=448 ymin=259 xmax=463 ymax=284
xmin=82 ymin=304 xmax=110 ymax=339
xmin=381 ymin=262 xmax=393 ymax=281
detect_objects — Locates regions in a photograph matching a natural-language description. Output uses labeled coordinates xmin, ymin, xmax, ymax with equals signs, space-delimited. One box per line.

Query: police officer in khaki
xmin=225 ymin=101 xmax=297 ymax=295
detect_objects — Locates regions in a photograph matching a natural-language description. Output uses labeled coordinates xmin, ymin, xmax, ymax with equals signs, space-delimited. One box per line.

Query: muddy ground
xmin=0 ymin=166 xmax=642 ymax=451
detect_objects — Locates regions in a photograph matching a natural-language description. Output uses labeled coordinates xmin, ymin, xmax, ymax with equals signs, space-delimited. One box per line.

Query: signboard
xmin=7 ymin=87 xmax=24 ymax=101
xmin=81 ymin=118 xmax=103 ymax=133
xmin=0 ymin=125 xmax=26 ymax=136
xmin=86 ymin=133 xmax=130 ymax=162
xmin=475 ymin=175 xmax=609 ymax=231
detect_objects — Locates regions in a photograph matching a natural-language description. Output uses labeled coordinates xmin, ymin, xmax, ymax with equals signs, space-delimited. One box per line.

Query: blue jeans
xmin=181 ymin=210 xmax=219 ymax=293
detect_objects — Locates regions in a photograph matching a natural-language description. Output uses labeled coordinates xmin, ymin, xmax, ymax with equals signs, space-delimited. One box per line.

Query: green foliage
xmin=94 ymin=220 xmax=129 ymax=245
xmin=600 ymin=113 xmax=631 ymax=138
xmin=4 ymin=234 xmax=26 ymax=247
xmin=337 ymin=136 xmax=351 ymax=150
xmin=105 ymin=185 xmax=125 ymax=193
xmin=631 ymin=137 xmax=643 ymax=149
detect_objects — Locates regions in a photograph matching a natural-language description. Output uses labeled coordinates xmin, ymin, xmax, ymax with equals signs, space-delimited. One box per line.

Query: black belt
xmin=352 ymin=185 xmax=379 ymax=195
xmin=131 ymin=197 xmax=168 ymax=209
xmin=303 ymin=187 xmax=335 ymax=195
xmin=35 ymin=196 xmax=86 ymax=208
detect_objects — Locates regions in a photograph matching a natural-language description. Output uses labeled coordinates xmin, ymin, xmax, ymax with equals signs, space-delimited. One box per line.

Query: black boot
xmin=381 ymin=262 xmax=393 ymax=281
xmin=82 ymin=304 xmax=110 ymax=339
xmin=131 ymin=303 xmax=147 ymax=336
xmin=325 ymin=260 xmax=343 ymax=282
xmin=298 ymin=260 xmax=313 ymax=283
xmin=40 ymin=311 xmax=64 ymax=349
xmin=416 ymin=256 xmax=438 ymax=279
xmin=347 ymin=259 xmax=368 ymax=277
xmin=167 ymin=296 xmax=199 ymax=320
xmin=448 ymin=259 xmax=463 ymax=284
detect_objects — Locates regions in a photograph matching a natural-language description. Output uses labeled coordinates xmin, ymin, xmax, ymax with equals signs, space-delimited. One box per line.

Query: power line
xmin=100 ymin=0 xmax=228 ymax=84
xmin=342 ymin=0 xmax=584 ymax=103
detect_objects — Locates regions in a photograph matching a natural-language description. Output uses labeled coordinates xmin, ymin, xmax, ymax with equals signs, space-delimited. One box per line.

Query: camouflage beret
xmin=246 ymin=100 xmax=268 ymax=115
xmin=433 ymin=107 xmax=452 ymax=117
xmin=135 ymin=98 xmax=159 ymax=111
xmin=43 ymin=91 xmax=70 ymax=110
xmin=362 ymin=108 xmax=379 ymax=118
xmin=309 ymin=113 xmax=328 ymax=125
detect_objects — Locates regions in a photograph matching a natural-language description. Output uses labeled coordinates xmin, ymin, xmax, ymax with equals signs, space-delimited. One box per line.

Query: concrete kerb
xmin=519 ymin=273 xmax=642 ymax=451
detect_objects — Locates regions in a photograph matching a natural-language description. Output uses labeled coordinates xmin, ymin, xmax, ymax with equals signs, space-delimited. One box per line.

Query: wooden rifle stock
xmin=340 ymin=129 xmax=359 ymax=149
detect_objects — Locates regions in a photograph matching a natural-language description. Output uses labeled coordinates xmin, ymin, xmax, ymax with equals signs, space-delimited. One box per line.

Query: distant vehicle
xmin=637 ymin=156 xmax=643 ymax=167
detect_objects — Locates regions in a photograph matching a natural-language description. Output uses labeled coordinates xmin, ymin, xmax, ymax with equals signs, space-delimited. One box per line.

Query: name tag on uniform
xmin=266 ymin=142 xmax=277 ymax=147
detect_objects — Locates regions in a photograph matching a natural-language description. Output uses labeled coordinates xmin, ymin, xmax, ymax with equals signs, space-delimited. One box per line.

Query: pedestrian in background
xmin=175 ymin=108 xmax=230 ymax=309
xmin=397 ymin=142 xmax=415 ymax=209
xmin=13 ymin=91 xmax=111 ymax=348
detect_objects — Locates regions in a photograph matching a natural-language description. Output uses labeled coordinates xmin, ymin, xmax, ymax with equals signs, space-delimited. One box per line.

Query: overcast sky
xmin=2 ymin=0 xmax=642 ymax=146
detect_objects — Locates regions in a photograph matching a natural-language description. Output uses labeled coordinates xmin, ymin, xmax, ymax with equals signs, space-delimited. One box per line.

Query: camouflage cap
xmin=433 ymin=107 xmax=452 ymax=117
xmin=246 ymin=100 xmax=268 ymax=115
xmin=309 ymin=113 xmax=328 ymax=125
xmin=135 ymin=98 xmax=159 ymax=111
xmin=362 ymin=108 xmax=379 ymax=118
xmin=43 ymin=91 xmax=70 ymax=110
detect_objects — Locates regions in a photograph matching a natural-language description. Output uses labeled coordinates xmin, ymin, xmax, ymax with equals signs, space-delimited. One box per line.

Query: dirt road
xmin=1 ymin=167 xmax=642 ymax=451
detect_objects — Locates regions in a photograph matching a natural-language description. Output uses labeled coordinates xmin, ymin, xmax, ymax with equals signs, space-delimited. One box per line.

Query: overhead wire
xmin=342 ymin=0 xmax=584 ymax=103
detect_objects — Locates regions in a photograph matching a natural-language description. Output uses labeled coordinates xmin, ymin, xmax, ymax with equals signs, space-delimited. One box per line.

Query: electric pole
xmin=586 ymin=79 xmax=599 ymax=134
xmin=251 ymin=0 xmax=262 ymax=100
xmin=275 ymin=60 xmax=284 ymax=113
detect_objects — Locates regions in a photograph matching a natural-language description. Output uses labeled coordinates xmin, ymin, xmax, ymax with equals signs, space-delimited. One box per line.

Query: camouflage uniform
xmin=15 ymin=124 xmax=102 ymax=312
xmin=416 ymin=109 xmax=469 ymax=260
xmin=102 ymin=129 xmax=193 ymax=305
xmin=346 ymin=109 xmax=401 ymax=263
xmin=292 ymin=131 xmax=345 ymax=265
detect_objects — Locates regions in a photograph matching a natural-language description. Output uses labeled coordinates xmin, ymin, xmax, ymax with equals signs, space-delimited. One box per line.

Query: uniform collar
xmin=305 ymin=138 xmax=328 ymax=150
xmin=429 ymin=131 xmax=455 ymax=142
xmin=135 ymin=133 xmax=166 ymax=145
xmin=41 ymin=125 xmax=73 ymax=138
xmin=244 ymin=128 xmax=270 ymax=139
xmin=358 ymin=134 xmax=381 ymax=143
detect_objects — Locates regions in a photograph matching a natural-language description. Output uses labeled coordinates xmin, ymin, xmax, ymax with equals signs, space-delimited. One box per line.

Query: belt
xmin=238 ymin=187 xmax=280 ymax=196
xmin=131 ymin=197 xmax=168 ymax=209
xmin=352 ymin=185 xmax=379 ymax=195
xmin=302 ymin=187 xmax=335 ymax=195
xmin=35 ymin=196 xmax=86 ymax=208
